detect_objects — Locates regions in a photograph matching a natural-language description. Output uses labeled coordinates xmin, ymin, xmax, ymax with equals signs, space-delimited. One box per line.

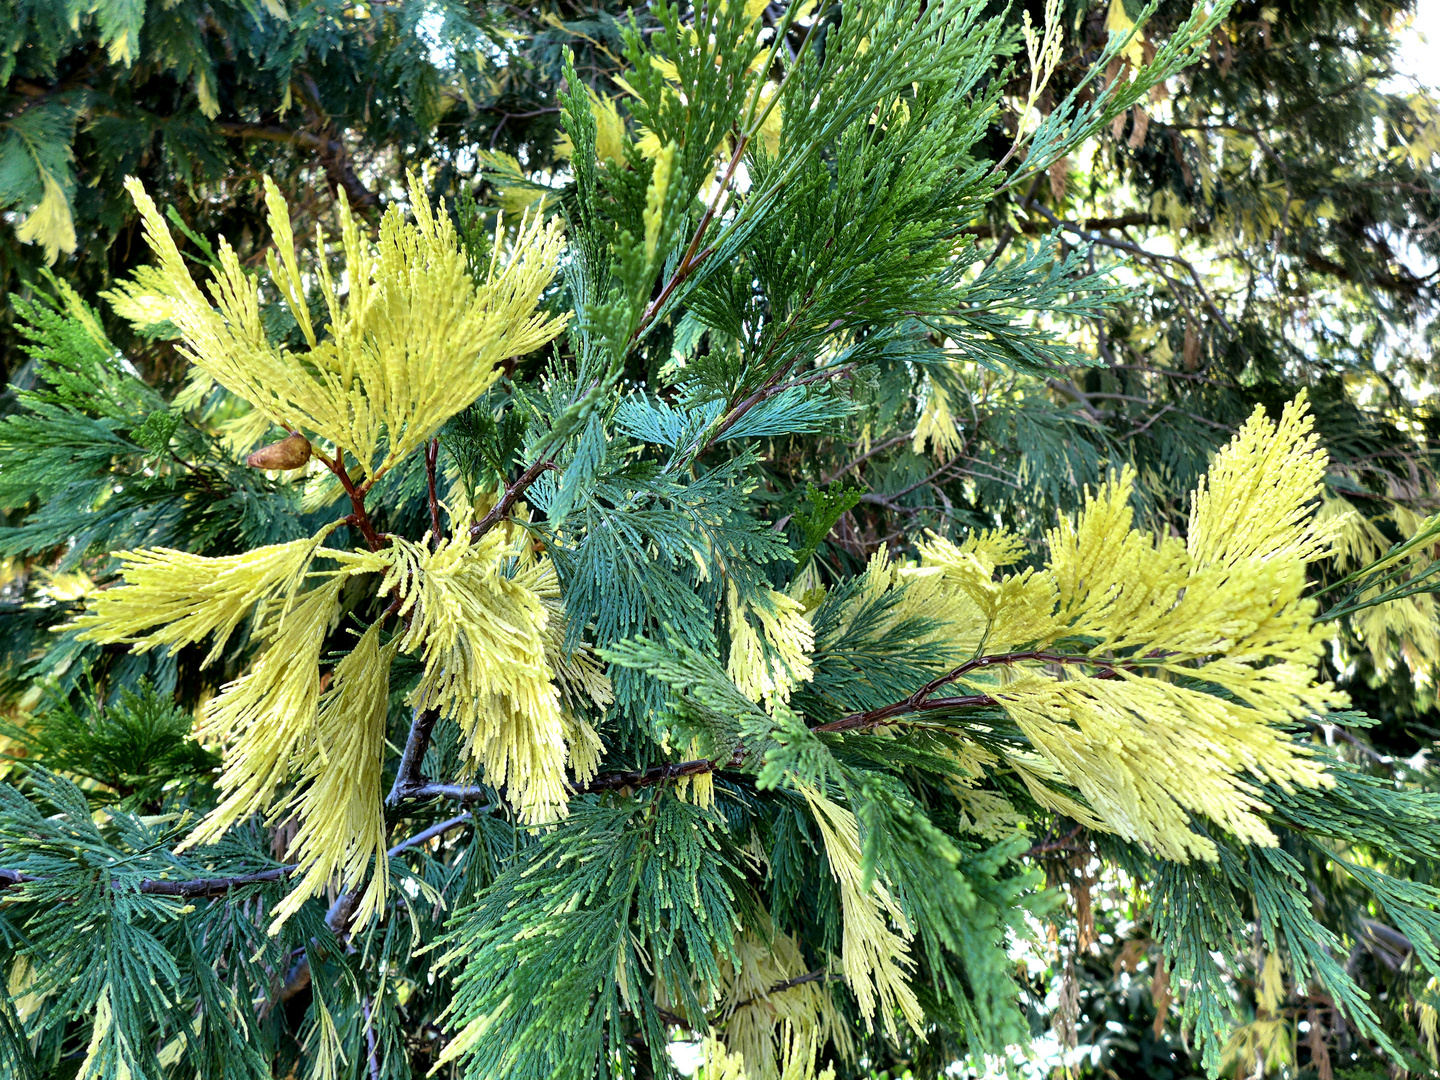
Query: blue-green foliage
xmin=0 ymin=677 xmax=216 ymax=808
xmin=0 ymin=771 xmax=309 ymax=1079
xmin=440 ymin=796 xmax=742 ymax=1080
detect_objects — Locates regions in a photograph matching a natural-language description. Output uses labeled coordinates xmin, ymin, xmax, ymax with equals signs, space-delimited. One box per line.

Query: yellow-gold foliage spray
xmin=116 ymin=171 xmax=568 ymax=483
xmin=727 ymin=583 xmax=815 ymax=710
xmin=73 ymin=527 xmax=339 ymax=667
xmin=71 ymin=173 xmax=610 ymax=927
xmin=332 ymin=515 xmax=606 ymax=825
xmin=269 ymin=622 xmax=401 ymax=931
xmin=182 ymin=577 xmax=345 ymax=852
xmin=708 ymin=921 xmax=852 ymax=1080
xmin=799 ymin=787 xmax=924 ymax=1040
xmin=912 ymin=395 xmax=1341 ymax=861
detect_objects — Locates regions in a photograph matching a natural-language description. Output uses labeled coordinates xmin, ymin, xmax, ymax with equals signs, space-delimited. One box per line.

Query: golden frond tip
xmin=893 ymin=395 xmax=1342 ymax=862
xmin=119 ymin=171 xmax=568 ymax=483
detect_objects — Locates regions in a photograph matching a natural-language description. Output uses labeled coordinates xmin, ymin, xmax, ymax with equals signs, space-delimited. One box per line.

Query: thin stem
xmin=313 ymin=445 xmax=384 ymax=550
xmin=629 ymin=133 xmax=752 ymax=350
xmin=0 ymin=866 xmax=292 ymax=896
xmin=425 ymin=437 xmax=444 ymax=545
xmin=1023 ymin=198 xmax=1235 ymax=338
xmin=377 ymin=652 xmax=1143 ymax=808
xmin=275 ymin=810 xmax=487 ymax=1003
xmin=579 ymin=757 xmax=739 ymax=794
xmin=469 ymin=458 xmax=558 ymax=540
xmin=1022 ymin=824 xmax=1087 ymax=859
xmin=822 ymin=434 xmax=912 ymax=484
xmin=391 ymin=782 xmax=493 ymax=804
xmin=386 ymin=708 xmax=440 ymax=806
xmin=727 ymin=970 xmax=836 ymax=1014
xmin=387 ymin=812 xmax=476 ymax=856
xmin=387 ymin=755 xmax=747 ymax=806
xmin=701 ymin=361 xmax=858 ymax=454
xmin=812 ymin=650 xmax=1139 ymax=733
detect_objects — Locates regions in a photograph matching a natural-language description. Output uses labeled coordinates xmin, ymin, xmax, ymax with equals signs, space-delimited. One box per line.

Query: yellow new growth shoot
xmin=120 ymin=171 xmax=568 ymax=484
xmin=995 ymin=0 xmax=1064 ymax=168
xmin=270 ymin=622 xmax=401 ymax=931
xmin=78 ymin=509 xmax=607 ymax=926
xmin=727 ymin=584 xmax=815 ymax=710
xmin=337 ymin=515 xmax=605 ymax=824
xmin=183 ymin=578 xmax=345 ymax=852
xmin=799 ymin=787 xmax=924 ymax=1040
xmin=911 ymin=379 xmax=964 ymax=460
xmin=552 ymin=85 xmax=628 ymax=166
xmin=711 ymin=922 xmax=851 ymax=1080
xmin=643 ymin=142 xmax=677 ymax=265
xmin=73 ymin=526 xmax=339 ymax=667
xmin=917 ymin=394 xmax=1343 ymax=861
xmin=1320 ymin=496 xmax=1440 ymax=683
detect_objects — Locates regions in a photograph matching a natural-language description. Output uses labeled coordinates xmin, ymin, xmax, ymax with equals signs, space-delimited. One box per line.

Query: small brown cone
xmin=247 ymin=433 xmax=312 ymax=471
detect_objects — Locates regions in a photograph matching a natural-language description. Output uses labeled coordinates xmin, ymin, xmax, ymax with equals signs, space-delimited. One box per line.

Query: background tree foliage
xmin=0 ymin=1 xmax=1436 ymax=1078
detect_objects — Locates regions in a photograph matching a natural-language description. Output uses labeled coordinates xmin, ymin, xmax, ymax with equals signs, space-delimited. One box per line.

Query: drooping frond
xmin=338 ymin=521 xmax=584 ymax=823
xmin=179 ymin=578 xmax=345 ymax=850
xmin=73 ymin=524 xmax=339 ymax=666
xmin=996 ymin=674 xmax=1317 ymax=861
xmin=799 ymin=786 xmax=924 ymax=1039
xmin=827 ymin=544 xmax=983 ymax=663
xmin=917 ymin=532 xmax=1059 ymax=654
xmin=517 ymin=554 xmax=608 ymax=784
xmin=911 ymin=379 xmax=965 ymax=459
xmin=710 ymin=921 xmax=851 ymax=1080
xmin=1321 ymin=496 xmax=1440 ymax=683
xmin=269 ymin=621 xmax=400 ymax=932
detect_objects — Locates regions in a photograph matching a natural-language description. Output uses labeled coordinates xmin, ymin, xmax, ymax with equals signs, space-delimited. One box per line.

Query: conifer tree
xmin=0 ymin=0 xmax=606 ymax=373
xmin=0 ymin=3 xmax=1438 ymax=1079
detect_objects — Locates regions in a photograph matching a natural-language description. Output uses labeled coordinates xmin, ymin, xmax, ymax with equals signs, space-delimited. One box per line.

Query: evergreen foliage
xmin=0 ymin=2 xmax=1436 ymax=1079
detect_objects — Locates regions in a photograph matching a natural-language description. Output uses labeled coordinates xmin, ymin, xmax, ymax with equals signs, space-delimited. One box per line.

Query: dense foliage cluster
xmin=0 ymin=1 xmax=1437 ymax=1079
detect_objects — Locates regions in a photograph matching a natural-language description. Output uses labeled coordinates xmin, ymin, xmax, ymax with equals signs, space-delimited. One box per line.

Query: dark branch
xmin=811 ymin=650 xmax=1139 ymax=733
xmin=388 ymin=811 xmax=476 ymax=855
xmin=701 ymin=361 xmax=858 ymax=455
xmin=381 ymin=651 xmax=1153 ymax=811
xmin=0 ymin=865 xmax=293 ymax=897
xmin=215 ymin=122 xmax=379 ymax=213
xmin=387 ymin=754 xmax=747 ymax=806
xmin=1022 ymin=824 xmax=1087 ymax=860
xmin=469 ymin=458 xmax=558 ymax=540
xmin=386 ymin=707 xmax=441 ymax=806
xmin=727 ymin=969 xmax=836 ymax=1014
xmin=578 ymin=756 xmax=742 ymax=794
xmin=630 ymin=133 xmax=752 ymax=350
xmin=963 ymin=211 xmax=1156 ymax=238
xmin=363 ymin=998 xmax=383 ymax=1080
xmin=276 ymin=810 xmax=480 ymax=1003
xmin=656 ymin=968 xmax=839 ymax=1034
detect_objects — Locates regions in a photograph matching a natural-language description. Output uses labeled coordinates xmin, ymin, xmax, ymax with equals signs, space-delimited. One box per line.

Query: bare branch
xmin=468 ymin=458 xmax=558 ymax=540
